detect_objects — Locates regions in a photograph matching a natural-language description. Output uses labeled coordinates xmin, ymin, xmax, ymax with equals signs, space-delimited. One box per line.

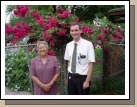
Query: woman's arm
xmin=49 ymin=73 xmax=60 ymax=86
xmin=31 ymin=76 xmax=43 ymax=87
xmin=48 ymin=56 xmax=60 ymax=86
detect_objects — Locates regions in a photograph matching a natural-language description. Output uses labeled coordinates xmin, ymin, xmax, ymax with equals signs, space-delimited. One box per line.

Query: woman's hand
xmin=41 ymin=83 xmax=51 ymax=92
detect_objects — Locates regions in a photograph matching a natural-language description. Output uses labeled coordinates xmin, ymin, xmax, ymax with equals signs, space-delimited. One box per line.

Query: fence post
xmin=64 ymin=60 xmax=68 ymax=95
xmin=100 ymin=48 xmax=104 ymax=91
xmin=24 ymin=39 xmax=34 ymax=95
xmin=62 ymin=47 xmax=68 ymax=95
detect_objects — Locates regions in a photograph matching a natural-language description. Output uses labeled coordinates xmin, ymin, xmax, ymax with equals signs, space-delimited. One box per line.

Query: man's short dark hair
xmin=70 ymin=22 xmax=82 ymax=30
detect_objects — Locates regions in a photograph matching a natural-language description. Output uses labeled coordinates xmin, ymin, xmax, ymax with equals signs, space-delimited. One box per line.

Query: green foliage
xmin=90 ymin=76 xmax=125 ymax=95
xmin=5 ymin=47 xmax=37 ymax=92
xmin=102 ymin=76 xmax=125 ymax=95
xmin=57 ymin=71 xmax=65 ymax=95
xmin=90 ymin=78 xmax=102 ymax=95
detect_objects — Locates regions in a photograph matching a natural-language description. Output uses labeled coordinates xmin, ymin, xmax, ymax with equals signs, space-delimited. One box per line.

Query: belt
xmin=68 ymin=72 xmax=87 ymax=78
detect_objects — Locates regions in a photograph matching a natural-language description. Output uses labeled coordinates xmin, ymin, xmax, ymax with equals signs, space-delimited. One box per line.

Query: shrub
xmin=5 ymin=47 xmax=37 ymax=92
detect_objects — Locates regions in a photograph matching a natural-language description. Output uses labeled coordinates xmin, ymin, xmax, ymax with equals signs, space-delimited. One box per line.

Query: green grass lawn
xmin=92 ymin=48 xmax=102 ymax=79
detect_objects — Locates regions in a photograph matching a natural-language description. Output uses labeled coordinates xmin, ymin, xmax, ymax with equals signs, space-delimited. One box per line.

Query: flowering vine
xmin=5 ymin=5 xmax=124 ymax=57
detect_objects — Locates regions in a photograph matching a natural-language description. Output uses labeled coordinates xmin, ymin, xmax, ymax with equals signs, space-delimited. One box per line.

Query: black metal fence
xmin=102 ymin=44 xmax=125 ymax=94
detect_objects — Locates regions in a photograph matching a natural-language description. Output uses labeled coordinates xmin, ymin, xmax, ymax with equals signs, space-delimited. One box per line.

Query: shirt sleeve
xmin=29 ymin=58 xmax=37 ymax=76
xmin=54 ymin=56 xmax=60 ymax=74
xmin=64 ymin=44 xmax=70 ymax=61
xmin=88 ymin=42 xmax=95 ymax=62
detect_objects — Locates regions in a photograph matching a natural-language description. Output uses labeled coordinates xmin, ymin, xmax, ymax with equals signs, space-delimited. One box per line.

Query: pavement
xmin=5 ymin=86 xmax=32 ymax=95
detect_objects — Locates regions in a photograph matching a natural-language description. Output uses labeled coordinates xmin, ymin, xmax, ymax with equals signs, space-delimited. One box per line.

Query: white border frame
xmin=1 ymin=1 xmax=129 ymax=99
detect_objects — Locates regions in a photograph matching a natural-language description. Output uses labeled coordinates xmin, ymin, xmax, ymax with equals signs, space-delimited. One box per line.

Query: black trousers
xmin=68 ymin=73 xmax=91 ymax=95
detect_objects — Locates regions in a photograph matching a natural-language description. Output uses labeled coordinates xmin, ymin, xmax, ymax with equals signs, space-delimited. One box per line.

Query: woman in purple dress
xmin=30 ymin=41 xmax=60 ymax=95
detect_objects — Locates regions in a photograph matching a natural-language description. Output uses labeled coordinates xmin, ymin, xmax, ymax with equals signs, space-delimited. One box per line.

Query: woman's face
xmin=38 ymin=43 xmax=48 ymax=56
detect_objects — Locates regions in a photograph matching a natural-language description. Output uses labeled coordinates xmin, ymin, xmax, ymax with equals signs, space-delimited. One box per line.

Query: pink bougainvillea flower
xmin=58 ymin=40 xmax=62 ymax=43
xmin=46 ymin=16 xmax=52 ymax=20
xmin=14 ymin=33 xmax=20 ymax=40
xmin=32 ymin=42 xmax=37 ymax=44
xmin=63 ymin=10 xmax=70 ymax=17
xmin=109 ymin=24 xmax=113 ymax=28
xmin=47 ymin=50 xmax=55 ymax=56
xmin=104 ymin=46 xmax=109 ymax=51
xmin=101 ymin=38 xmax=107 ymax=43
xmin=68 ymin=23 xmax=70 ymax=28
xmin=103 ymin=28 xmax=108 ymax=34
xmin=96 ymin=59 xmax=100 ymax=62
xmin=50 ymin=40 xmax=55 ymax=46
xmin=13 ymin=10 xmax=20 ymax=16
xmin=112 ymin=33 xmax=119 ymax=38
xmin=74 ymin=18 xmax=79 ymax=22
xmin=5 ymin=24 xmax=13 ymax=35
xmin=60 ymin=23 xmax=65 ymax=27
xmin=30 ymin=10 xmax=40 ymax=19
xmin=16 ymin=22 xmax=21 ymax=28
xmin=16 ymin=5 xmax=22 ymax=9
xmin=36 ymin=17 xmax=44 ymax=26
xmin=57 ymin=30 xmax=67 ymax=36
xmin=82 ymin=26 xmax=92 ymax=34
xmin=20 ymin=7 xmax=28 ymax=17
xmin=117 ymin=27 xmax=121 ymax=32
xmin=58 ymin=13 xmax=66 ymax=18
xmin=82 ymin=26 xmax=88 ymax=33
xmin=56 ymin=8 xmax=64 ymax=13
xmin=21 ymin=22 xmax=27 ymax=26
xmin=9 ymin=40 xmax=15 ymax=46
xmin=97 ymin=34 xmax=104 ymax=40
xmin=14 ymin=5 xmax=29 ymax=17
xmin=114 ymin=50 xmax=118 ymax=55
xmin=79 ymin=22 xmax=82 ymax=24
xmin=117 ymin=34 xmax=123 ymax=40
xmin=34 ymin=48 xmax=38 ymax=52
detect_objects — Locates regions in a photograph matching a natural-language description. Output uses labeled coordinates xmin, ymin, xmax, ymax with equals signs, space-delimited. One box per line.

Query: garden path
xmin=5 ymin=86 xmax=32 ymax=95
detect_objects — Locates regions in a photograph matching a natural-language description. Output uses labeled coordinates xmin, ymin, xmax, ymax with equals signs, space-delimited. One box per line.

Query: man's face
xmin=70 ymin=25 xmax=82 ymax=39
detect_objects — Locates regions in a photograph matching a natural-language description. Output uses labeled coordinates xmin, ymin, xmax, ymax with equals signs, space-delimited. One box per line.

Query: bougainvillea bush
xmin=5 ymin=5 xmax=124 ymax=57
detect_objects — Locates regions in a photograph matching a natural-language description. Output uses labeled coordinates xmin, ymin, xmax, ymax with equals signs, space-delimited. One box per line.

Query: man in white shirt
xmin=64 ymin=22 xmax=95 ymax=95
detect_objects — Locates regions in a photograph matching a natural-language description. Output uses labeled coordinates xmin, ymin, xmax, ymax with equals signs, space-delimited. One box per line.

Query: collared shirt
xmin=64 ymin=38 xmax=95 ymax=75
xmin=30 ymin=55 xmax=60 ymax=95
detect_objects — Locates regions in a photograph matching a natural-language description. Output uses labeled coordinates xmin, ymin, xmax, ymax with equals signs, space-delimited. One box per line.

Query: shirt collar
xmin=73 ymin=37 xmax=82 ymax=45
xmin=38 ymin=55 xmax=50 ymax=61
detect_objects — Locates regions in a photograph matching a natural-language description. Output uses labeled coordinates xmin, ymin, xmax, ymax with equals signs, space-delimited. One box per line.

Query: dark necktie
xmin=71 ymin=43 xmax=77 ymax=73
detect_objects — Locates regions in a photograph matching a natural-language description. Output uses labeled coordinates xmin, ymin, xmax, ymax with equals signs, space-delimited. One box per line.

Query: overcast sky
xmin=5 ymin=5 xmax=12 ymax=23
xmin=5 ymin=14 xmax=10 ymax=23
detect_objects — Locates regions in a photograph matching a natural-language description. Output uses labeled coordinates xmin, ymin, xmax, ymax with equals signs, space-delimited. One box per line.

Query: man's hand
xmin=66 ymin=79 xmax=68 ymax=85
xmin=83 ymin=81 xmax=89 ymax=89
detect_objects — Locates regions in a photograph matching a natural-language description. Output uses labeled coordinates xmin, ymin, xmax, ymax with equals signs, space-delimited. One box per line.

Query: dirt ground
xmin=5 ymin=86 xmax=32 ymax=95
